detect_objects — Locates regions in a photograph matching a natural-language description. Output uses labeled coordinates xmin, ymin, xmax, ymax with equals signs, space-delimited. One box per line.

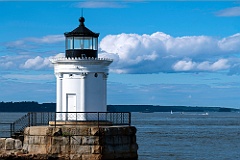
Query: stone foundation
xmin=0 ymin=125 xmax=138 ymax=160
xmin=0 ymin=138 xmax=22 ymax=153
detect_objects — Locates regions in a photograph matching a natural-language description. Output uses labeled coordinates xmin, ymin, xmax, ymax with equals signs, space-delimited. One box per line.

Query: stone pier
xmin=0 ymin=124 xmax=138 ymax=160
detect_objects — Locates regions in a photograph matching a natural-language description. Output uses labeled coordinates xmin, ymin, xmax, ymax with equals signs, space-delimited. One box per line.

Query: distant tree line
xmin=107 ymin=105 xmax=238 ymax=112
xmin=0 ymin=101 xmax=55 ymax=112
xmin=0 ymin=102 xmax=238 ymax=112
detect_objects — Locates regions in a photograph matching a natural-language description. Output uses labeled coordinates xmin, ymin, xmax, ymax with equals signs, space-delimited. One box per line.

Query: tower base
xmin=21 ymin=125 xmax=138 ymax=160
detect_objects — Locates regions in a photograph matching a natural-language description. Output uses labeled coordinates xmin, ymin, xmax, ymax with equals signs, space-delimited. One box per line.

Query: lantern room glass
xmin=93 ymin=37 xmax=98 ymax=50
xmin=66 ymin=37 xmax=73 ymax=49
xmin=66 ymin=37 xmax=97 ymax=50
xmin=73 ymin=37 xmax=81 ymax=49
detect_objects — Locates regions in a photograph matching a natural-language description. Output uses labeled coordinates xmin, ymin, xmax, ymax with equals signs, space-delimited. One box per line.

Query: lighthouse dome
xmin=64 ymin=17 xmax=99 ymax=58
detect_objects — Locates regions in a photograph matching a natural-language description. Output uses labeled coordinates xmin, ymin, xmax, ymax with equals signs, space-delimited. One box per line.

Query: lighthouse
xmin=51 ymin=17 xmax=112 ymax=121
xmin=14 ymin=16 xmax=137 ymax=160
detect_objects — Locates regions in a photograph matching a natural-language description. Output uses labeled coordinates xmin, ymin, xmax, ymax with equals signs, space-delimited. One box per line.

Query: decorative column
xmin=102 ymin=73 xmax=108 ymax=112
xmin=56 ymin=73 xmax=63 ymax=120
xmin=79 ymin=73 xmax=87 ymax=120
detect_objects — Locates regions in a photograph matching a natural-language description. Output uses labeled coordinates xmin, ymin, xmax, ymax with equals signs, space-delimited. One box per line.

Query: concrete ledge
xmin=49 ymin=120 xmax=112 ymax=126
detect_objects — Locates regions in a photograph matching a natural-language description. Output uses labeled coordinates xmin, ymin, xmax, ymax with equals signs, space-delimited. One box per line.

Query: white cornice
xmin=50 ymin=57 xmax=113 ymax=65
xmin=51 ymin=57 xmax=112 ymax=74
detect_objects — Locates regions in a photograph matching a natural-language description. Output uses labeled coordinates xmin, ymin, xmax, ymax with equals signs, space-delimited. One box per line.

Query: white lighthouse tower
xmin=51 ymin=17 xmax=112 ymax=121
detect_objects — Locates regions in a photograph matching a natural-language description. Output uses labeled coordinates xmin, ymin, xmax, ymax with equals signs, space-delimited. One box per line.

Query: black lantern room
xmin=64 ymin=17 xmax=99 ymax=58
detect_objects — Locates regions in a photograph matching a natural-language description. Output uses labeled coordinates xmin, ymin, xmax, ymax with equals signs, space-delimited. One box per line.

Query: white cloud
xmin=0 ymin=61 xmax=14 ymax=69
xmin=5 ymin=34 xmax=64 ymax=49
xmin=173 ymin=60 xmax=197 ymax=71
xmin=165 ymin=35 xmax=218 ymax=57
xmin=99 ymin=32 xmax=240 ymax=74
xmin=21 ymin=56 xmax=51 ymax=69
xmin=26 ymin=35 xmax=64 ymax=44
xmin=216 ymin=7 xmax=240 ymax=17
xmin=2 ymin=34 xmax=64 ymax=70
xmin=218 ymin=33 xmax=240 ymax=52
xmin=52 ymin=53 xmax=65 ymax=58
xmin=75 ymin=1 xmax=126 ymax=8
xmin=173 ymin=59 xmax=230 ymax=72
xmin=2 ymin=32 xmax=240 ymax=74
xmin=209 ymin=59 xmax=230 ymax=71
xmin=21 ymin=53 xmax=64 ymax=70
xmin=0 ymin=55 xmax=29 ymax=69
xmin=100 ymin=33 xmax=164 ymax=63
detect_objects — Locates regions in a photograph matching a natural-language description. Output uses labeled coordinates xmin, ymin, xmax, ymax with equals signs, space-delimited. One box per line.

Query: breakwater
xmin=0 ymin=125 xmax=138 ymax=160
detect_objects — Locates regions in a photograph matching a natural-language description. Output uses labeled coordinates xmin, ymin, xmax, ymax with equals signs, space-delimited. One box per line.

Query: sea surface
xmin=132 ymin=112 xmax=240 ymax=160
xmin=0 ymin=112 xmax=240 ymax=160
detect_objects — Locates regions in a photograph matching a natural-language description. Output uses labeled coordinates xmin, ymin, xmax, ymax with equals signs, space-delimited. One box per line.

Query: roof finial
xmin=79 ymin=9 xmax=85 ymax=26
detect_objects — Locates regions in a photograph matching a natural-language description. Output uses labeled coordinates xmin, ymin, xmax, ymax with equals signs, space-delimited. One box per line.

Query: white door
xmin=67 ymin=94 xmax=76 ymax=120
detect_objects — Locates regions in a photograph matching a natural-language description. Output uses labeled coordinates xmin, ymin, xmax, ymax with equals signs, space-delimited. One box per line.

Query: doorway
xmin=67 ymin=94 xmax=76 ymax=120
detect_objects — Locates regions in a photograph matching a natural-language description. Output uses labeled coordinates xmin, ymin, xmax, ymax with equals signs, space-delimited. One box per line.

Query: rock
xmin=82 ymin=136 xmax=99 ymax=145
xmin=14 ymin=139 xmax=22 ymax=150
xmin=5 ymin=138 xmax=15 ymax=150
xmin=0 ymin=138 xmax=6 ymax=150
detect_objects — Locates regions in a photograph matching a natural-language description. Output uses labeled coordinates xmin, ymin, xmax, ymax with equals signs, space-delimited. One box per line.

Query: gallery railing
xmin=0 ymin=112 xmax=131 ymax=138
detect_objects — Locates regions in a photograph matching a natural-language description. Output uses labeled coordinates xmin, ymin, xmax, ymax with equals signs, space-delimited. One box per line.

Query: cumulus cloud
xmin=2 ymin=34 xmax=64 ymax=70
xmin=216 ymin=7 xmax=240 ymax=17
xmin=173 ymin=60 xmax=196 ymax=71
xmin=21 ymin=53 xmax=64 ymax=70
xmin=0 ymin=53 xmax=65 ymax=71
xmin=3 ymin=32 xmax=240 ymax=75
xmin=173 ymin=59 xmax=230 ymax=72
xmin=99 ymin=32 xmax=240 ymax=74
xmin=0 ymin=55 xmax=29 ymax=69
xmin=21 ymin=56 xmax=52 ymax=69
xmin=218 ymin=33 xmax=240 ymax=52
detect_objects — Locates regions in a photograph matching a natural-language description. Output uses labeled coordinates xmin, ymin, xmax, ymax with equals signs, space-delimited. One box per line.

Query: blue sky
xmin=1 ymin=1 xmax=240 ymax=109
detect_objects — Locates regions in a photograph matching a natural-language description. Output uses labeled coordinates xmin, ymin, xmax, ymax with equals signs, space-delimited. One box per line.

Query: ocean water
xmin=132 ymin=112 xmax=240 ymax=160
xmin=0 ymin=113 xmax=27 ymax=123
xmin=0 ymin=112 xmax=27 ymax=137
xmin=0 ymin=112 xmax=240 ymax=159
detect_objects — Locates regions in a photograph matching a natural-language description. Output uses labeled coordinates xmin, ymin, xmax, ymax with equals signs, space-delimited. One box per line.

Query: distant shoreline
xmin=107 ymin=105 xmax=240 ymax=112
xmin=0 ymin=101 xmax=239 ymax=112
